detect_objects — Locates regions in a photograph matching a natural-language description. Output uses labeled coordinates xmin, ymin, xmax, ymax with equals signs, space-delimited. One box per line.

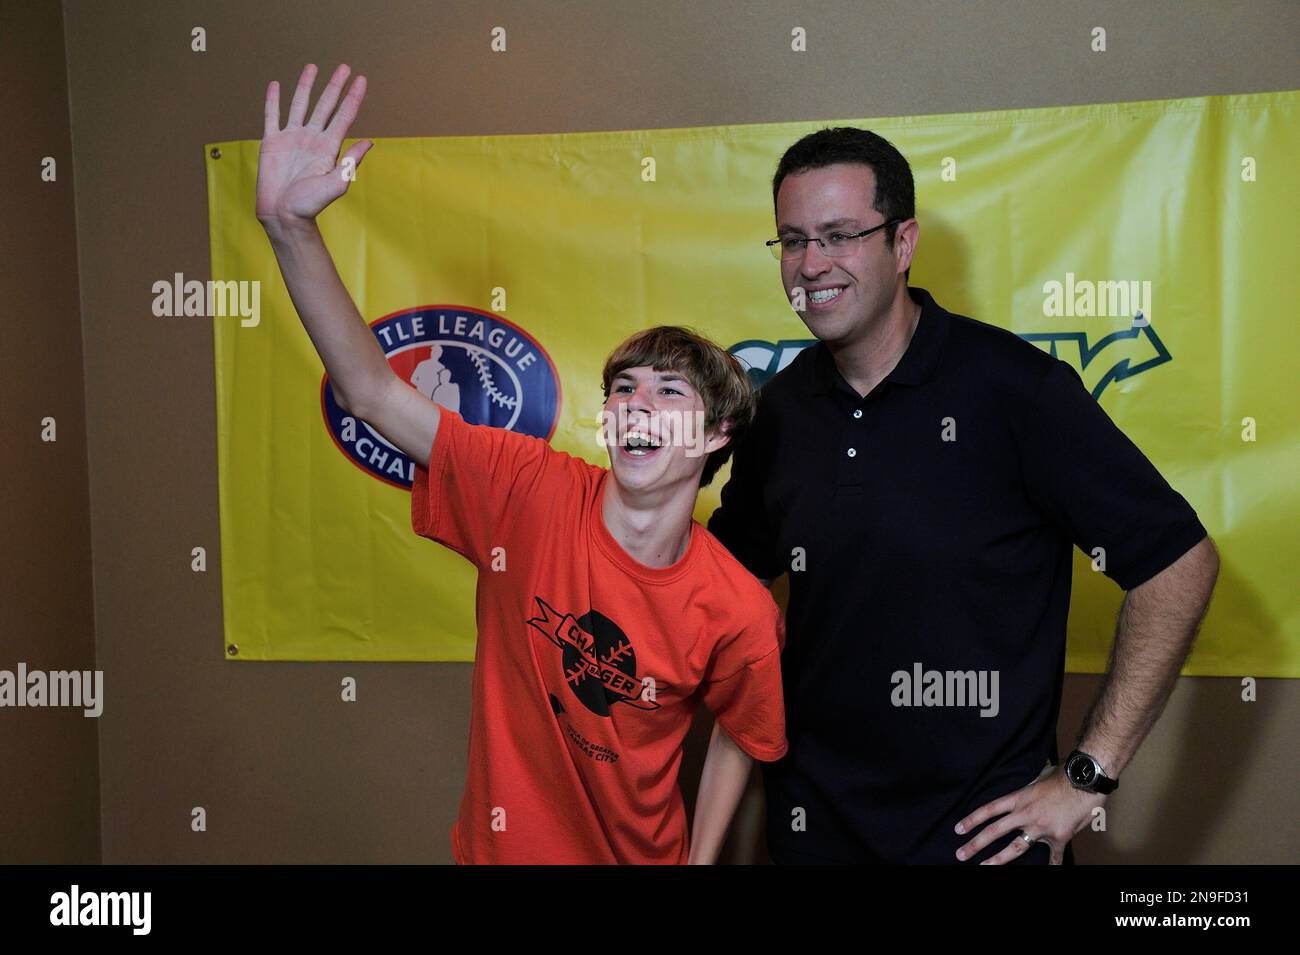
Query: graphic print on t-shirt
xmin=527 ymin=596 xmax=667 ymax=717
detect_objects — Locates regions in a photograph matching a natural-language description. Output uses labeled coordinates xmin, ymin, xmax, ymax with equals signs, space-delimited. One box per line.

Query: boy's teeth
xmin=618 ymin=428 xmax=660 ymax=452
xmin=624 ymin=429 xmax=660 ymax=449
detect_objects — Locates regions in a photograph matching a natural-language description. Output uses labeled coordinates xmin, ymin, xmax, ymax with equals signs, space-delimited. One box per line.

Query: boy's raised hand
xmin=256 ymin=63 xmax=372 ymax=230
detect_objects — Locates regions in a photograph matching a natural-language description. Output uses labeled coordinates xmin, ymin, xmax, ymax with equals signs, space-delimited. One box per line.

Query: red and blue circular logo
xmin=322 ymin=305 xmax=562 ymax=489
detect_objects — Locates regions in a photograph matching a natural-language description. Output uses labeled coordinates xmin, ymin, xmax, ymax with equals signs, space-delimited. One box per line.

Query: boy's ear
xmin=704 ymin=417 xmax=733 ymax=454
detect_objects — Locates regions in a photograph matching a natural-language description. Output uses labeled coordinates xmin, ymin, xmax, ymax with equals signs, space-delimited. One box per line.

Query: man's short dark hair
xmin=772 ymin=127 xmax=916 ymax=282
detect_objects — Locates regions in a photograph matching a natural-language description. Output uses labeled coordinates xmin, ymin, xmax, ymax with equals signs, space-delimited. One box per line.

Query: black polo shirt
xmin=708 ymin=285 xmax=1207 ymax=864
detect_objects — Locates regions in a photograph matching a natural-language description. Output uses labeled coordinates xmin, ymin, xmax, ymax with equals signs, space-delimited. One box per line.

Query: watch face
xmin=1068 ymin=756 xmax=1096 ymax=787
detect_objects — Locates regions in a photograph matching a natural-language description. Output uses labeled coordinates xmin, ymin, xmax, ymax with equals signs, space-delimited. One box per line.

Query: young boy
xmin=256 ymin=62 xmax=786 ymax=863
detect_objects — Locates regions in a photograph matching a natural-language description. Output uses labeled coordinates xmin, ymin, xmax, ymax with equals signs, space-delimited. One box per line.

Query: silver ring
xmin=1018 ymin=831 xmax=1034 ymax=845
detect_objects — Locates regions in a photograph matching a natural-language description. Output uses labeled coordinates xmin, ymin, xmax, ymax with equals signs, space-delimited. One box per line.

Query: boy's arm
xmin=691 ymin=599 xmax=788 ymax=864
xmin=687 ymin=721 xmax=754 ymax=865
xmin=257 ymin=62 xmax=439 ymax=467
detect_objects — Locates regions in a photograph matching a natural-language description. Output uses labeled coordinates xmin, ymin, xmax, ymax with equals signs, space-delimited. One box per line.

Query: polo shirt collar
xmin=806 ymin=285 xmax=950 ymax=396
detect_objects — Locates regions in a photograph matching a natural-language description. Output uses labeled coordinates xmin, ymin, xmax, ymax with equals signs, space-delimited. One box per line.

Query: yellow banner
xmin=207 ymin=90 xmax=1299 ymax=675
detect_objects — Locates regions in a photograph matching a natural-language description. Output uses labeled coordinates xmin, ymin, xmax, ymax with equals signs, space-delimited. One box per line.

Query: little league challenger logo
xmin=731 ymin=323 xmax=1171 ymax=399
xmin=322 ymin=306 xmax=561 ymax=488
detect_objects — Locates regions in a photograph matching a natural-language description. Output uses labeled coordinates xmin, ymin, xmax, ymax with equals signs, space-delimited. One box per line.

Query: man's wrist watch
xmin=1064 ymin=750 xmax=1118 ymax=794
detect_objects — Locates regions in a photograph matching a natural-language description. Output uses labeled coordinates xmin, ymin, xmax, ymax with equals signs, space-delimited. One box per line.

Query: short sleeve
xmin=707 ymin=392 xmax=784 ymax=581
xmin=410 ymin=408 xmax=567 ymax=569
xmin=1018 ymin=359 xmax=1208 ymax=590
xmin=698 ymin=597 xmax=787 ymax=762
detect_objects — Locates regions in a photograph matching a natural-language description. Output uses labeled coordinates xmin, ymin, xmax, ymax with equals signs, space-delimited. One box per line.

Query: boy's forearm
xmin=687 ymin=722 xmax=754 ymax=864
xmin=262 ymin=217 xmax=394 ymax=416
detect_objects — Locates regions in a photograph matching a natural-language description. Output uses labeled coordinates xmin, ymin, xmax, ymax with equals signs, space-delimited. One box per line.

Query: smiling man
xmin=709 ymin=127 xmax=1218 ymax=865
xmin=255 ymin=62 xmax=786 ymax=864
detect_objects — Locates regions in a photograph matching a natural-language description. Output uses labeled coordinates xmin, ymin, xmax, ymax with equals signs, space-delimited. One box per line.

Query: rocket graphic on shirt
xmin=526 ymin=596 xmax=667 ymax=717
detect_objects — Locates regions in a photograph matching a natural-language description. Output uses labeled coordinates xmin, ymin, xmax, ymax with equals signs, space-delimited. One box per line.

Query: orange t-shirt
xmin=411 ymin=408 xmax=787 ymax=864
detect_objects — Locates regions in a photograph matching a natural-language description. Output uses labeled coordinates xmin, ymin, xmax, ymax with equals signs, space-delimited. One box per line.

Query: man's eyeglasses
xmin=766 ymin=219 xmax=903 ymax=261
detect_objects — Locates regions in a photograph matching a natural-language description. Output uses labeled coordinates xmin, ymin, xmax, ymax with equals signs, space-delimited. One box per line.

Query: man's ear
xmin=894 ymin=217 xmax=919 ymax=276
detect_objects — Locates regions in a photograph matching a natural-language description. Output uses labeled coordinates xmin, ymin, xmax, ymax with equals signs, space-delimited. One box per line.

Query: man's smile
xmin=803 ymin=284 xmax=848 ymax=311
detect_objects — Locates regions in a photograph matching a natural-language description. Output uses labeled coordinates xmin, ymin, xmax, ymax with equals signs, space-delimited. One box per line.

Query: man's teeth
xmin=810 ymin=287 xmax=844 ymax=304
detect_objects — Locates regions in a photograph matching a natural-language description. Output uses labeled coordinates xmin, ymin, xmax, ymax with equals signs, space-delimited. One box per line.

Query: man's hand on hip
xmin=953 ymin=763 xmax=1106 ymax=865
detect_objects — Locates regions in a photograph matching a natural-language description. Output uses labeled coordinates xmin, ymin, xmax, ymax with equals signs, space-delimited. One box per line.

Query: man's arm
xmin=257 ymin=62 xmax=439 ymax=466
xmin=1075 ymin=534 xmax=1219 ymax=775
xmin=687 ymin=722 xmax=754 ymax=865
xmin=707 ymin=379 xmax=790 ymax=584
xmin=954 ymin=535 xmax=1219 ymax=864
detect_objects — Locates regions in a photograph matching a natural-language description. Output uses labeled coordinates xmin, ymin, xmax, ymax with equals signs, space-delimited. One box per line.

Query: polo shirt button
xmin=853 ymin=409 xmax=863 ymax=419
xmin=847 ymin=448 xmax=857 ymax=458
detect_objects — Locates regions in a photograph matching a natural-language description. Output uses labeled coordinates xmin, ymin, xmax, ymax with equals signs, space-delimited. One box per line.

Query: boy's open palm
xmin=257 ymin=63 xmax=372 ymax=227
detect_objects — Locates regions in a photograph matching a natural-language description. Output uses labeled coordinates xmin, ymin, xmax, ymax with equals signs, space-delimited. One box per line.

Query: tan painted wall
xmin=0 ymin=0 xmax=100 ymax=864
